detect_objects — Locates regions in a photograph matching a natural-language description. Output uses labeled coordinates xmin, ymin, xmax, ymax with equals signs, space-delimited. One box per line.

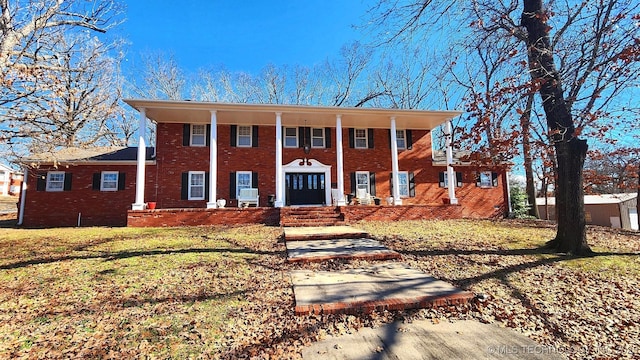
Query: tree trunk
xmin=521 ymin=0 xmax=592 ymax=255
xmin=520 ymin=92 xmax=539 ymax=218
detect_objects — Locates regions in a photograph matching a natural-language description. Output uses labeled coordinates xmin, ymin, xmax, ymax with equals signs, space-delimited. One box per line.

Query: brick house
xmin=18 ymin=100 xmax=509 ymax=227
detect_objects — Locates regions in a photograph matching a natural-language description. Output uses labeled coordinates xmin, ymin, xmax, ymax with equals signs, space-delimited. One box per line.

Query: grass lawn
xmin=1 ymin=219 xmax=639 ymax=359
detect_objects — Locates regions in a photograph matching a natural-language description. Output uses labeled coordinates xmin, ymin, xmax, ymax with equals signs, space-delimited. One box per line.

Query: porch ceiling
xmin=123 ymin=99 xmax=462 ymax=130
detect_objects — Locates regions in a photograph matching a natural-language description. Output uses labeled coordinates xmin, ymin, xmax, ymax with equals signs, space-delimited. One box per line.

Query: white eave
xmin=123 ymin=99 xmax=463 ymax=130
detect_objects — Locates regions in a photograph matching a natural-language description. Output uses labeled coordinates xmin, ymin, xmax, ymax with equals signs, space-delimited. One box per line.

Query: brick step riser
xmin=281 ymin=222 xmax=345 ymax=227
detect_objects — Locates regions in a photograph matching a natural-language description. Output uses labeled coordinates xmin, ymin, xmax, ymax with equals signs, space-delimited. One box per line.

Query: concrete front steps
xmin=284 ymin=226 xmax=475 ymax=315
xmin=280 ymin=206 xmax=345 ymax=227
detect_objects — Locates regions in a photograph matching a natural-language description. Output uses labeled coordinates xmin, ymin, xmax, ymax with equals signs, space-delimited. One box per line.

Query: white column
xmin=445 ymin=120 xmax=459 ymax=205
xmin=390 ymin=117 xmax=402 ymax=205
xmin=505 ymin=171 xmax=512 ymax=214
xmin=132 ymin=108 xmax=147 ymax=210
xmin=17 ymin=165 xmax=27 ymax=225
xmin=274 ymin=112 xmax=284 ymax=207
xmin=207 ymin=111 xmax=218 ymax=208
xmin=335 ymin=114 xmax=346 ymax=206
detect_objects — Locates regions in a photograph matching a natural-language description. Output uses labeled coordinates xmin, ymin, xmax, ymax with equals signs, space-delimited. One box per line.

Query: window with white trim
xmin=236 ymin=171 xmax=252 ymax=198
xmin=100 ymin=171 xmax=119 ymax=191
xmin=355 ymin=171 xmax=370 ymax=193
xmin=237 ymin=126 xmax=252 ymax=147
xmin=284 ymin=127 xmax=298 ymax=147
xmin=397 ymin=171 xmax=409 ymax=197
xmin=191 ymin=124 xmax=206 ymax=146
xmin=354 ymin=128 xmax=368 ymax=148
xmin=396 ymin=129 xmax=406 ymax=149
xmin=189 ymin=171 xmax=205 ymax=200
xmin=479 ymin=171 xmax=493 ymax=187
xmin=46 ymin=171 xmax=65 ymax=192
xmin=312 ymin=128 xmax=325 ymax=148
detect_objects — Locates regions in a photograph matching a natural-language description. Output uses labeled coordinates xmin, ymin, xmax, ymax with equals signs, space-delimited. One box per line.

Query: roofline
xmin=123 ymin=99 xmax=463 ymax=119
xmin=25 ymin=160 xmax=156 ymax=167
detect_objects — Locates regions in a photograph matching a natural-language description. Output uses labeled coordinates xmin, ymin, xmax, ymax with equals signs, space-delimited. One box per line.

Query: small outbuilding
xmin=536 ymin=193 xmax=638 ymax=231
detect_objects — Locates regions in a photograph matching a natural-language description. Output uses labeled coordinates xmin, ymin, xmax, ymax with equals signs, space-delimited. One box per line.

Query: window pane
xmin=192 ymin=125 xmax=206 ymax=145
xmin=480 ymin=172 xmax=492 ymax=187
xmin=398 ymin=173 xmax=409 ymax=196
xmin=312 ymin=128 xmax=323 ymax=137
xmin=355 ymin=129 xmax=366 ymax=138
xmin=238 ymin=126 xmax=252 ymax=146
xmin=312 ymin=138 xmax=324 ymax=147
xmin=238 ymin=126 xmax=251 ymax=136
xmin=285 ymin=127 xmax=297 ymax=136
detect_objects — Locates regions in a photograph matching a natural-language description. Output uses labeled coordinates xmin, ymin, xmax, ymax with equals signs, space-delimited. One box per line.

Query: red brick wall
xmin=127 ymin=208 xmax=280 ymax=227
xmin=156 ymin=123 xmax=507 ymax=216
xmin=21 ymin=164 xmax=156 ymax=227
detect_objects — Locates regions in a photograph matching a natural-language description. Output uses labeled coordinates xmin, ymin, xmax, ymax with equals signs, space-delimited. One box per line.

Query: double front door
xmin=286 ymin=172 xmax=325 ymax=205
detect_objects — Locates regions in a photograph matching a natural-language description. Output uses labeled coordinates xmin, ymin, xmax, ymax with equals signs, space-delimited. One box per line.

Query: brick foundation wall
xmin=127 ymin=207 xmax=280 ymax=227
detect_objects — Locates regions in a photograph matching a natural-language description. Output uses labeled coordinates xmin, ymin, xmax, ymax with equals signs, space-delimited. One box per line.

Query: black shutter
xmin=230 ymin=172 xmax=236 ymax=199
xmin=206 ymin=124 xmax=211 ymax=146
xmin=92 ymin=173 xmax=101 ymax=190
xmin=181 ymin=172 xmax=189 ymax=200
xmin=348 ymin=128 xmax=355 ymax=148
xmin=230 ymin=125 xmax=237 ymax=147
xmin=252 ymin=125 xmax=259 ymax=147
xmin=409 ymin=172 xmax=416 ymax=197
xmin=350 ymin=172 xmax=356 ymax=194
xmin=492 ymin=172 xmax=499 ymax=187
xmin=36 ymin=173 xmax=46 ymax=191
xmin=389 ymin=172 xmax=393 ymax=194
xmin=205 ymin=172 xmax=210 ymax=200
xmin=118 ymin=173 xmax=126 ymax=190
xmin=325 ymin=128 xmax=332 ymax=148
xmin=476 ymin=172 xmax=482 ymax=187
xmin=456 ymin=172 xmax=463 ymax=187
xmin=183 ymin=124 xmax=190 ymax=146
xmin=388 ymin=130 xmax=392 ymax=149
xmin=63 ymin=173 xmax=72 ymax=191
xmin=298 ymin=127 xmax=305 ymax=148
xmin=252 ymin=172 xmax=258 ymax=188
xmin=369 ymin=173 xmax=376 ymax=196
xmin=439 ymin=172 xmax=445 ymax=188
xmin=367 ymin=129 xmax=374 ymax=148
xmin=406 ymin=130 xmax=413 ymax=150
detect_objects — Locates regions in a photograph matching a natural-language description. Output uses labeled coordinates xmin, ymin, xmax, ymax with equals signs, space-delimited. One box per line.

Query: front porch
xmin=126 ymin=203 xmax=476 ymax=227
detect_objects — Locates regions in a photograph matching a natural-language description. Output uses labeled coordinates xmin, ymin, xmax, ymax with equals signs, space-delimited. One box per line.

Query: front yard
xmin=0 ymin=220 xmax=638 ymax=359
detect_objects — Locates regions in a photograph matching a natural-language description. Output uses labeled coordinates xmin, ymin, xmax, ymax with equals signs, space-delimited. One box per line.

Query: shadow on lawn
xmin=400 ymin=246 xmax=638 ymax=344
xmin=0 ymin=245 xmax=281 ymax=271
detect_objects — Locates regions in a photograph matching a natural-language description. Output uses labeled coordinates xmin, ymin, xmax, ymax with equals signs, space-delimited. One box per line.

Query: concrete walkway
xmin=301 ymin=319 xmax=565 ymax=360
xmin=285 ymin=225 xmax=563 ymax=359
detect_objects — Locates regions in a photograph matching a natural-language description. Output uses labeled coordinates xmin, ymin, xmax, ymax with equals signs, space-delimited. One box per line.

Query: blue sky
xmin=120 ymin=1 xmax=370 ymax=73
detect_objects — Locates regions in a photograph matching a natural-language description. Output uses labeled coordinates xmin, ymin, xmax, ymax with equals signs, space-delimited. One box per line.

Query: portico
xmin=124 ymin=100 xmax=462 ymax=210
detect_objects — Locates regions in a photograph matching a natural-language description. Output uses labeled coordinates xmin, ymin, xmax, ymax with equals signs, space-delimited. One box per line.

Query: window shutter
xmin=252 ymin=125 xmax=259 ymax=147
xmin=230 ymin=125 xmax=237 ymax=147
xmin=367 ymin=129 xmax=374 ymax=148
xmin=63 ymin=173 xmax=72 ymax=191
xmin=350 ymin=172 xmax=356 ymax=194
xmin=36 ymin=173 xmax=46 ymax=191
xmin=369 ymin=173 xmax=376 ymax=196
xmin=325 ymin=127 xmax=332 ymax=148
xmin=205 ymin=172 xmax=210 ymax=200
xmin=92 ymin=173 xmax=101 ymax=190
xmin=409 ymin=172 xmax=416 ymax=197
xmin=183 ymin=124 xmax=190 ymax=146
xmin=206 ymin=124 xmax=211 ymax=146
xmin=438 ymin=172 xmax=445 ymax=188
xmin=456 ymin=172 xmax=463 ymax=187
xmin=348 ymin=128 xmax=355 ymax=148
xmin=180 ymin=173 xmax=189 ymax=200
xmin=117 ymin=173 xmax=126 ymax=190
xmin=252 ymin=172 xmax=258 ymax=188
xmin=389 ymin=172 xmax=393 ymax=194
xmin=388 ymin=130 xmax=392 ymax=149
xmin=492 ymin=172 xmax=499 ymax=187
xmin=298 ymin=127 xmax=305 ymax=148
xmin=230 ymin=172 xmax=236 ymax=199
xmin=476 ymin=172 xmax=482 ymax=187
xmin=406 ymin=130 xmax=413 ymax=150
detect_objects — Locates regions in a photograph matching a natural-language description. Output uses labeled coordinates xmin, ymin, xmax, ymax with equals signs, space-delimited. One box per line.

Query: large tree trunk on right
xmin=520 ymin=92 xmax=539 ymax=218
xmin=521 ymin=0 xmax=592 ymax=255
